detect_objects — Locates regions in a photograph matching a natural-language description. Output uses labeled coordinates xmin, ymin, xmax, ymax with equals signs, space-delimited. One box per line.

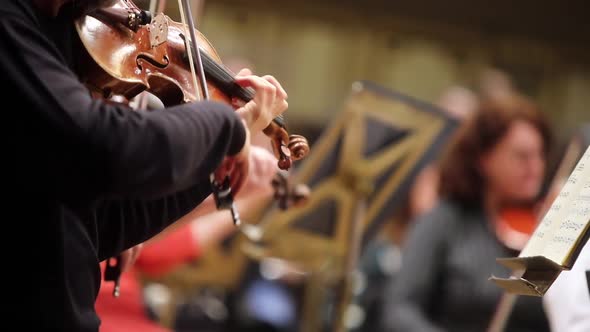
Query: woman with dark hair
xmin=381 ymin=94 xmax=552 ymax=332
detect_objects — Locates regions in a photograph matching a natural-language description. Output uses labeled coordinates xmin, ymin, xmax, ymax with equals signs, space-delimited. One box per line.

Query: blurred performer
xmin=381 ymin=94 xmax=552 ymax=332
xmin=477 ymin=68 xmax=517 ymax=103
xmin=408 ymin=85 xmax=479 ymax=218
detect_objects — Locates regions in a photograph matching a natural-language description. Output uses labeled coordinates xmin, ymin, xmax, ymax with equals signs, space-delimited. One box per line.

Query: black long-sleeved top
xmin=381 ymin=200 xmax=550 ymax=332
xmin=1 ymin=1 xmax=245 ymax=331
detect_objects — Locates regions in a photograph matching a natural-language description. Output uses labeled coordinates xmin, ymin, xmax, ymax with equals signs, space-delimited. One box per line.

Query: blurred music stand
xmin=240 ymin=80 xmax=458 ymax=331
xmin=149 ymin=81 xmax=457 ymax=330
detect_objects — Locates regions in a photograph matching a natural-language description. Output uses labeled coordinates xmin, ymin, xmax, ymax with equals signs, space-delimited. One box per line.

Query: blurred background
xmin=98 ymin=1 xmax=590 ymax=332
xmin=165 ymin=0 xmax=590 ymax=144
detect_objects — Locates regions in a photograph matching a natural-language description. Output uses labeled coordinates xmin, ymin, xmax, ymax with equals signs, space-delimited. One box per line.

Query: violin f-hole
xmin=136 ymin=54 xmax=170 ymax=70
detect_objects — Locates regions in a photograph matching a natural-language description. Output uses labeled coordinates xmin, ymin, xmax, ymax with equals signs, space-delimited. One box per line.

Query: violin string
xmin=173 ymin=7 xmax=286 ymax=127
xmin=182 ymin=0 xmax=210 ymax=100
xmin=197 ymin=51 xmax=285 ymax=125
xmin=177 ymin=0 xmax=245 ymax=226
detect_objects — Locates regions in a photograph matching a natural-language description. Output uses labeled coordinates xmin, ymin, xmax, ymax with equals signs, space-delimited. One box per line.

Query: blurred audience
xmin=436 ymin=86 xmax=480 ymax=121
xmin=477 ymin=68 xmax=517 ymax=103
xmin=408 ymin=85 xmax=479 ymax=219
xmin=380 ymin=93 xmax=552 ymax=332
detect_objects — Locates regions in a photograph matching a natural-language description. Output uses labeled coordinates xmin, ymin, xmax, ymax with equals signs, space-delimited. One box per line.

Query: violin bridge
xmin=148 ymin=13 xmax=168 ymax=48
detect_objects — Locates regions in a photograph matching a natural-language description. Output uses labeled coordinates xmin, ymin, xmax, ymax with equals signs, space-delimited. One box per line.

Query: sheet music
xmin=520 ymin=146 xmax=590 ymax=267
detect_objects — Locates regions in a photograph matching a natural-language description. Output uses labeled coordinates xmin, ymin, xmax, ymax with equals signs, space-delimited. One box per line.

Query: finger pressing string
xmin=233 ymin=75 xmax=276 ymax=95
xmin=262 ymin=75 xmax=288 ymax=99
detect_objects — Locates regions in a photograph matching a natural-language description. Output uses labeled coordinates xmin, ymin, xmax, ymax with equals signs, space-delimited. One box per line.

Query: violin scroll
xmin=263 ymin=122 xmax=310 ymax=171
xmin=288 ymin=134 xmax=310 ymax=161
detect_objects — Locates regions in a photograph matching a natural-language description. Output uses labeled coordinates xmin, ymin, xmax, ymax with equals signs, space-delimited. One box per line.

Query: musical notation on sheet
xmin=520 ymin=146 xmax=590 ymax=268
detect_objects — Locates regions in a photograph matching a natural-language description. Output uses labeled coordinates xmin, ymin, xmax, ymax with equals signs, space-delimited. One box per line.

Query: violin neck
xmin=184 ymin=42 xmax=285 ymax=128
xmin=199 ymin=51 xmax=254 ymax=101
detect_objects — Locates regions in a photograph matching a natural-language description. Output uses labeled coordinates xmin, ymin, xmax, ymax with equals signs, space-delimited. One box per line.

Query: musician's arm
xmin=1 ymin=16 xmax=249 ymax=259
xmin=1 ymin=16 xmax=246 ymax=201
xmin=135 ymin=189 xmax=273 ymax=277
xmin=95 ymin=146 xmax=277 ymax=261
xmin=95 ymin=183 xmax=210 ymax=261
xmin=143 ymin=146 xmax=279 ymax=242
xmin=381 ymin=206 xmax=448 ymax=332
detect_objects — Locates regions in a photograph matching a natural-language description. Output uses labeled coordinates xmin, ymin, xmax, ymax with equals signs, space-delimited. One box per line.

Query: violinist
xmin=380 ymin=93 xmax=552 ymax=332
xmin=1 ymin=0 xmax=287 ymax=331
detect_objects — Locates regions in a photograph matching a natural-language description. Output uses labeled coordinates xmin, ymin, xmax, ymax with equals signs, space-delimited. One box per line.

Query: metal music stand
xmin=150 ymin=80 xmax=458 ymax=330
xmin=239 ymin=80 xmax=458 ymax=331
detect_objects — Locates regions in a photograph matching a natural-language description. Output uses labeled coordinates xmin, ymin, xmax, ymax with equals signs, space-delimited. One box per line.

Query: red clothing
xmin=96 ymin=225 xmax=200 ymax=332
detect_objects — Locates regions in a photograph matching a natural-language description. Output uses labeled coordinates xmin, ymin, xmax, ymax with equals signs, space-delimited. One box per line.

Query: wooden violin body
xmin=76 ymin=0 xmax=221 ymax=105
xmin=75 ymin=0 xmax=309 ymax=169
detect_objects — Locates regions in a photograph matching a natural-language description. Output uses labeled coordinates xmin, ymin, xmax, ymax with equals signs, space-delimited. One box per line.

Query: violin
xmin=494 ymin=206 xmax=538 ymax=251
xmin=76 ymin=0 xmax=310 ymax=296
xmin=75 ymin=0 xmax=309 ymax=171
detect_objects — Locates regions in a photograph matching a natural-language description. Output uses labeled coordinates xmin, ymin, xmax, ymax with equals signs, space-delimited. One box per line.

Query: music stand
xmin=150 ymin=80 xmax=458 ymax=330
xmin=241 ymin=80 xmax=458 ymax=331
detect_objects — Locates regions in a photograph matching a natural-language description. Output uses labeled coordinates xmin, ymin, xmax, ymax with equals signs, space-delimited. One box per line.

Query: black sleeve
xmin=94 ymin=184 xmax=211 ymax=261
xmin=380 ymin=207 xmax=449 ymax=332
xmin=1 ymin=15 xmax=246 ymax=257
xmin=0 ymin=16 xmax=246 ymax=201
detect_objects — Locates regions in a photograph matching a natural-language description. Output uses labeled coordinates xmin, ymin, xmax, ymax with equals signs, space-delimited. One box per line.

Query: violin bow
xmin=176 ymin=0 xmax=241 ymax=226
